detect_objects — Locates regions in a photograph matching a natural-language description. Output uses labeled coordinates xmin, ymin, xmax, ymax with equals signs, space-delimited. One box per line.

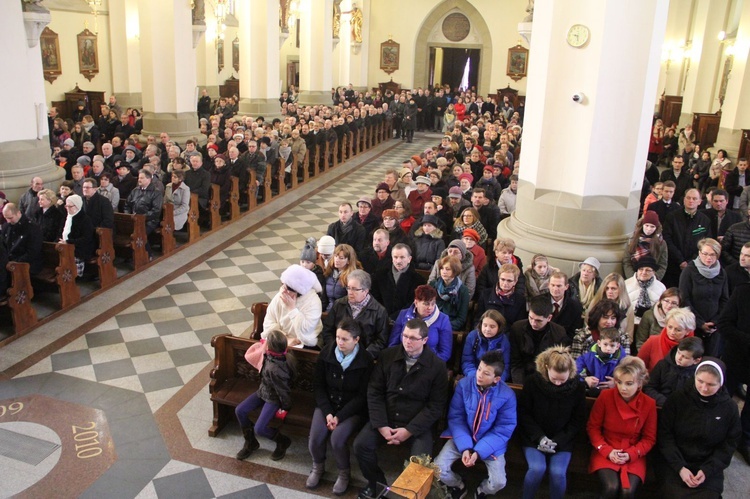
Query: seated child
xmin=461 ymin=309 xmax=511 ymax=382
xmin=299 ymin=237 xmax=325 ymax=295
xmin=524 ymin=254 xmax=558 ymax=298
xmin=643 ymin=336 xmax=703 ymax=406
xmin=235 ymin=330 xmax=294 ymax=461
xmin=435 ymin=351 xmax=517 ymax=498
xmin=575 ymin=328 xmax=624 ymax=397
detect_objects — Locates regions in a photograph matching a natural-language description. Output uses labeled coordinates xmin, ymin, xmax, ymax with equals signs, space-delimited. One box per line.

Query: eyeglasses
xmin=402 ymin=334 xmax=425 ymax=342
xmin=662 ymin=299 xmax=680 ymax=307
xmin=346 ymin=286 xmax=364 ymax=292
xmin=699 ymin=251 xmax=717 ymax=258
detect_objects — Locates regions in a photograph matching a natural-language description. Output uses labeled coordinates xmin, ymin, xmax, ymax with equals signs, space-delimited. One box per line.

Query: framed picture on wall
xmin=40 ymin=27 xmax=62 ymax=83
xmin=77 ymin=28 xmax=99 ymax=81
xmin=507 ymin=44 xmax=529 ymax=81
xmin=380 ymin=38 xmax=400 ymax=75
xmin=232 ymin=36 xmax=240 ymax=72
xmin=217 ymin=38 xmax=224 ymax=72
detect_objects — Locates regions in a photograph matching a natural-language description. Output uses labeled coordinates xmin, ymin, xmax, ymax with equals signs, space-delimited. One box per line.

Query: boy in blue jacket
xmin=575 ymin=327 xmax=623 ymax=397
xmin=434 ymin=350 xmax=517 ymax=498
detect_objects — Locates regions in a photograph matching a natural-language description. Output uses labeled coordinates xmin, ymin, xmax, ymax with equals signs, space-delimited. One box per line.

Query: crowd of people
xmin=1 ymin=86 xmax=748 ymax=499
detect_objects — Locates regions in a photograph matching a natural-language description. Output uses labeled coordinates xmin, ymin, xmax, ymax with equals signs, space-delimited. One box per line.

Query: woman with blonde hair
xmin=322 ymin=244 xmax=360 ymax=312
xmin=587 ymin=356 xmax=657 ymax=499
xmin=35 ymin=188 xmax=64 ymax=242
xmin=518 ymin=346 xmax=587 ymax=499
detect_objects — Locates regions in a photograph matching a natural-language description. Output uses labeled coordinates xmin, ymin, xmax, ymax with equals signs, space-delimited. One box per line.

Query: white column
xmin=500 ymin=0 xmax=669 ymax=275
xmin=235 ymin=0 xmax=281 ymax=117
xmin=299 ymin=0 xmax=334 ymax=106
xmin=0 ymin=2 xmax=63 ymax=202
xmin=339 ymin=0 xmax=369 ymax=92
xmin=715 ymin=0 xmax=750 ymax=158
xmin=197 ymin=6 xmax=219 ymax=99
xmin=108 ymin=0 xmax=142 ymax=108
xmin=138 ymin=0 xmax=201 ymax=145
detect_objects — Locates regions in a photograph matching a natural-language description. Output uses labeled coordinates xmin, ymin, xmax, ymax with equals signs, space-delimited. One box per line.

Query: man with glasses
xmin=353 ymin=318 xmax=448 ymax=499
xmin=508 ymin=295 xmax=569 ymax=385
xmin=321 ymin=269 xmax=389 ymax=359
xmin=81 ymin=178 xmax=114 ymax=229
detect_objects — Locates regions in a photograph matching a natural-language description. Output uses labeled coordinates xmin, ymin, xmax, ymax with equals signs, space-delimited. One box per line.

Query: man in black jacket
xmin=327 ymin=202 xmax=367 ymax=254
xmin=701 ymin=188 xmax=742 ymax=240
xmin=646 ymin=180 xmax=680 ymax=224
xmin=185 ymin=154 xmax=211 ymax=210
xmin=353 ymin=318 xmax=448 ymax=498
xmin=124 ymin=170 xmax=163 ymax=258
xmin=509 ymin=296 xmax=570 ymax=384
xmin=82 ymin=178 xmax=114 ymax=229
xmin=371 ymin=243 xmax=426 ymax=319
xmin=662 ymin=188 xmax=712 ymax=287
xmin=659 ymin=155 xmax=693 ymax=202
xmin=2 ymin=203 xmax=43 ymax=275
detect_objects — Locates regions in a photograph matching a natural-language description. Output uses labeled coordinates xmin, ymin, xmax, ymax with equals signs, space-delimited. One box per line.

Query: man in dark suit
xmin=546 ymin=271 xmax=584 ymax=339
xmin=701 ymin=188 xmax=742 ymax=240
xmin=646 ymin=180 xmax=680 ymax=224
xmin=371 ymin=243 xmax=426 ymax=319
xmin=81 ymin=178 xmax=114 ymax=229
xmin=2 ymin=203 xmax=42 ymax=275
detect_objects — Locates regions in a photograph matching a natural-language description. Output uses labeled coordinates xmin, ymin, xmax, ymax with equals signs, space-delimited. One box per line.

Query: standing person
xmin=679 ymin=238 xmax=728 ymax=357
xmin=658 ymin=359 xmax=741 ymax=496
xmin=434 ymin=351 xmax=517 ymax=499
xmin=307 ymin=319 xmax=373 ymax=496
xmin=662 ymin=188 xmax=712 ymax=288
xmin=622 ymin=211 xmax=668 ymax=280
xmin=518 ymin=346 xmax=587 ymax=499
xmin=235 ymin=330 xmax=294 ymax=462
xmin=353 ymin=319 xmax=448 ymax=498
xmin=586 ymin=357 xmax=657 ymax=499
xmin=718 ymin=284 xmax=750 ymax=463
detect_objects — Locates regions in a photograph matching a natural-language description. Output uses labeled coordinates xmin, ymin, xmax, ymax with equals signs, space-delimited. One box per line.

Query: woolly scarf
xmin=632 ymin=236 xmax=652 ymax=261
xmin=653 ymin=303 xmax=668 ymax=328
xmin=437 ymin=277 xmax=463 ymax=308
xmin=693 ymin=257 xmax=720 ymax=279
xmin=405 ymin=303 xmax=440 ymax=327
xmin=578 ymin=279 xmax=597 ymax=310
xmin=335 ymin=343 xmax=360 ymax=371
xmin=658 ymin=327 xmax=693 ymax=359
xmin=349 ymin=293 xmax=371 ymax=319
xmin=636 ymin=276 xmax=655 ymax=311
xmin=62 ymin=207 xmax=78 ymax=241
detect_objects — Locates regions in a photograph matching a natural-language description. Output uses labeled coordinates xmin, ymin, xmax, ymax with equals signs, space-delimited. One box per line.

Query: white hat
xmin=317 ymin=235 xmax=336 ymax=255
xmin=579 ymin=257 xmax=601 ymax=271
xmin=280 ymin=264 xmax=322 ymax=295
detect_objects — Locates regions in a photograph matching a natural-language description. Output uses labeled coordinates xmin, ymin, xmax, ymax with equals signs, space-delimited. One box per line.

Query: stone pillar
xmin=714 ymin=0 xmax=750 ymax=159
xmin=196 ymin=5 xmax=220 ymax=99
xmin=0 ymin=2 xmax=63 ymax=202
xmin=499 ymin=0 xmax=669 ymax=276
xmin=298 ymin=0 xmax=334 ymax=106
xmin=235 ymin=0 xmax=281 ymax=118
xmin=137 ymin=0 xmax=202 ymax=145
xmin=679 ymin=0 xmax=730 ymax=122
xmin=108 ymin=0 xmax=142 ymax=108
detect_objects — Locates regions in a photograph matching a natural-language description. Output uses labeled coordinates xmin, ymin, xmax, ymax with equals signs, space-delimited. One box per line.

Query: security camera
xmin=572 ymin=92 xmax=585 ymax=103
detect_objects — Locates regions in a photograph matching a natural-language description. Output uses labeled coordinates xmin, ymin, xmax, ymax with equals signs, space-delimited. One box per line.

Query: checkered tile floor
xmin=9 ymin=136 xmax=435 ymax=498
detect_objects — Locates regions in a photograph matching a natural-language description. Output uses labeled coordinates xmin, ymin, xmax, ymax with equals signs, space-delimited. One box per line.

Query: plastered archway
xmin=413 ymin=0 xmax=493 ymax=96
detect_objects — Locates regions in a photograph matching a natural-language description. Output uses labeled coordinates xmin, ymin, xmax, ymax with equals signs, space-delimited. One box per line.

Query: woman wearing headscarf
xmin=60 ymin=194 xmax=95 ymax=276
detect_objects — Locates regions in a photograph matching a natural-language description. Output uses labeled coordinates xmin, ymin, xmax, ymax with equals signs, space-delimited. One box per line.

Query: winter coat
xmin=476 ymin=255 xmax=526 ymax=300
xmin=124 ymin=183 xmax=163 ymax=233
xmin=576 ymin=344 xmax=624 ymax=384
xmin=64 ymin=211 xmax=96 ymax=261
xmin=546 ymin=291 xmax=584 ymax=339
xmin=257 ymin=353 xmax=292 ymax=410
xmin=625 ymin=276 xmax=666 ymax=321
xmin=388 ymin=305 xmax=453 ymax=362
xmin=662 ymin=209 xmax=711 ymax=280
xmin=322 ymin=296 xmax=390 ymax=358
xmin=314 ymin=342 xmax=373 ymax=421
xmin=413 ymin=227 xmax=445 ymax=270
xmin=428 ymin=247 xmax=476 ymax=297
xmin=474 ymin=286 xmax=527 ymax=329
xmin=517 ymin=372 xmax=588 ymax=452
xmin=571 ymin=326 xmax=631 ymax=359
xmin=82 ymin=191 xmax=115 ymax=229
xmin=658 ymin=379 xmax=741 ymax=494
xmin=468 ymin=245 xmax=486 ymax=278
xmin=326 ymin=220 xmax=367 ymax=254
xmin=461 ymin=329 xmax=511 ymax=381
xmin=262 ymin=287 xmax=322 ymax=347
xmin=2 ymin=214 xmax=42 ymax=274
xmin=441 ymin=376 xmax=517 ymax=461
xmin=165 ymin=182 xmax=190 ymax=231
xmin=678 ymin=261 xmax=728 ymax=332
xmin=586 ymin=388 xmax=657 ymax=487
xmin=371 ymin=266 xmax=427 ymax=320
xmin=430 ymin=279 xmax=470 ymax=330
xmin=509 ymin=320 xmax=570 ymax=384
xmin=368 ymin=345 xmax=448 ymax=437
xmin=643 ymin=346 xmax=698 ymax=406
xmin=323 ymin=273 xmax=347 ymax=312
xmin=36 ymin=207 xmax=64 ymax=243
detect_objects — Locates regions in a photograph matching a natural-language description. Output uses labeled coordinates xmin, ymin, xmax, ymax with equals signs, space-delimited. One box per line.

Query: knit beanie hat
xmin=448 ymin=239 xmax=467 ymax=258
xmin=399 ymin=168 xmax=412 ymax=179
xmin=281 ymin=264 xmax=322 ymax=295
xmin=300 ymin=237 xmax=317 ymax=263
xmin=641 ymin=211 xmax=659 ymax=227
xmin=317 ymin=235 xmax=336 ymax=255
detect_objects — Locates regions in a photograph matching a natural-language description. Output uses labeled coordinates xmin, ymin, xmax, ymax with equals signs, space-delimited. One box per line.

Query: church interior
xmin=1 ymin=0 xmax=750 ymax=497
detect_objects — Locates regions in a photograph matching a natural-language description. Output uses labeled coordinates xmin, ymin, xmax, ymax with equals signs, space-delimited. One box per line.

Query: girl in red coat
xmin=586 ymin=356 xmax=657 ymax=498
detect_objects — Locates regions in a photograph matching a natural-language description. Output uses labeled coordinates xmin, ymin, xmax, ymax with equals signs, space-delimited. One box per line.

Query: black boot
xmin=270 ymin=432 xmax=291 ymax=461
xmin=235 ymin=427 xmax=260 ymax=460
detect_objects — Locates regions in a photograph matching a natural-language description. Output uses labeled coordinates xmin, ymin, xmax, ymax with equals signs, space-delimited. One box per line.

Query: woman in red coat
xmin=586 ymin=356 xmax=657 ymax=498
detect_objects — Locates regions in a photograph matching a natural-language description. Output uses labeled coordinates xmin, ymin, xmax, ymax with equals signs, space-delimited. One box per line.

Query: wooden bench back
xmin=37 ymin=242 xmax=80 ymax=308
xmin=95 ymin=227 xmax=117 ymax=288
xmin=208 ymin=184 xmax=222 ymax=230
xmin=187 ymin=193 xmax=201 ymax=242
xmin=4 ymin=262 xmax=38 ymax=333
xmin=113 ymin=213 xmax=149 ymax=269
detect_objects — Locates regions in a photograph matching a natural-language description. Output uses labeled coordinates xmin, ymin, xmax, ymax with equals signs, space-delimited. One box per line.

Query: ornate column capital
xmin=23 ymin=9 xmax=51 ymax=48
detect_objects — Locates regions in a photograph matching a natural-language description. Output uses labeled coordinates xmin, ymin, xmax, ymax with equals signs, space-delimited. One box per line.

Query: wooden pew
xmin=229 ymin=176 xmax=241 ymax=220
xmin=301 ymin=150 xmax=310 ymax=183
xmin=94 ymin=228 xmax=117 ymax=288
xmin=345 ymin=131 xmax=353 ymax=161
xmin=276 ymin=157 xmax=287 ymax=196
xmin=262 ymin=164 xmax=272 ymax=203
xmin=150 ymin=203 xmax=176 ymax=256
xmin=187 ymin=193 xmax=201 ymax=242
xmin=113 ymin=213 xmax=150 ymax=269
xmin=246 ymin=169 xmax=258 ymax=211
xmin=322 ymin=141 xmax=331 ymax=172
xmin=4 ymin=262 xmax=38 ymax=334
xmin=290 ymin=153 xmax=300 ymax=189
xmin=34 ymin=242 xmax=80 ymax=309
xmin=208 ymin=184 xmax=222 ymax=230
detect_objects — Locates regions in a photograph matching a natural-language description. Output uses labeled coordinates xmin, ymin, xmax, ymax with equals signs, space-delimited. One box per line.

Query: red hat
xmin=458 ymin=173 xmax=474 ymax=184
xmin=207 ymin=143 xmax=219 ymax=152
xmin=483 ymin=165 xmax=494 ymax=173
xmin=462 ymin=228 xmax=480 ymax=242
xmin=641 ymin=210 xmax=660 ymax=227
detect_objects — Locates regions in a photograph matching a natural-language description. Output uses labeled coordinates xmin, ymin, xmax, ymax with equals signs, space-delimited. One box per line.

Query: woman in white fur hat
xmin=262 ymin=264 xmax=323 ymax=348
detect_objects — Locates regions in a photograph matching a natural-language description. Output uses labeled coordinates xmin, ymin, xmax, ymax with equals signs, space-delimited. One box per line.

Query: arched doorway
xmin=414 ymin=0 xmax=492 ymax=95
